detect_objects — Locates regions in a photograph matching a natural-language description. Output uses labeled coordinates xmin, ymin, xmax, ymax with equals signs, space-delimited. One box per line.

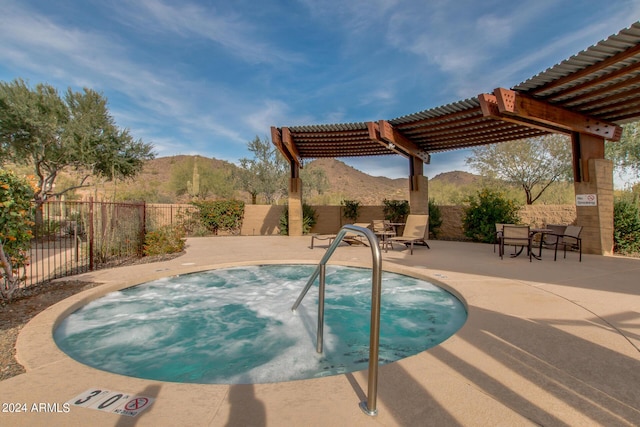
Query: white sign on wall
xmin=576 ymin=194 xmax=598 ymax=206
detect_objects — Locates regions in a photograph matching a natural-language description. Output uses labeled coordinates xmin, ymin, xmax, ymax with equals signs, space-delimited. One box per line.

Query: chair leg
xmin=579 ymin=241 xmax=582 ymax=262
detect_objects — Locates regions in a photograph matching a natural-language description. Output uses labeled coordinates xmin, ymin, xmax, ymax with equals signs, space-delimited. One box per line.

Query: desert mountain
xmin=75 ymin=155 xmax=479 ymax=204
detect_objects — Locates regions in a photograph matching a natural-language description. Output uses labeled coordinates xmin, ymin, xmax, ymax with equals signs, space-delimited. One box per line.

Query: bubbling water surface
xmin=54 ymin=265 xmax=466 ymax=384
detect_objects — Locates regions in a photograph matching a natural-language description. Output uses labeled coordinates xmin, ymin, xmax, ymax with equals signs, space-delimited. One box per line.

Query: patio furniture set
xmin=310 ymin=214 xmax=430 ymax=255
xmin=496 ymin=223 xmax=583 ymax=262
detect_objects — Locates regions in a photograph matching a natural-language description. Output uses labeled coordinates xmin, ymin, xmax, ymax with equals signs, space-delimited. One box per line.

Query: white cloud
xmin=113 ymin=0 xmax=303 ymax=65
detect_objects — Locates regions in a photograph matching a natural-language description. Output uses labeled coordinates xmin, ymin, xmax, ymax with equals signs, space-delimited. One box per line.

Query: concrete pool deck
xmin=2 ymin=236 xmax=639 ymax=426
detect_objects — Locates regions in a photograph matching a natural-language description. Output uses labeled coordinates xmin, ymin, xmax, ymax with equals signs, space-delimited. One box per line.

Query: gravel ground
xmin=0 ymin=252 xmax=184 ymax=382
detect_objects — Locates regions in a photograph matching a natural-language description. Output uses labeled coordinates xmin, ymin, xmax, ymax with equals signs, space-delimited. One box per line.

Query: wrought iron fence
xmin=23 ymin=200 xmax=201 ymax=288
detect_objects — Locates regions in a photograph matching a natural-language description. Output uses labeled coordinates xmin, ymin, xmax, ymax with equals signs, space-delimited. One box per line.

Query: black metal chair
xmin=552 ymin=225 xmax=582 ymax=262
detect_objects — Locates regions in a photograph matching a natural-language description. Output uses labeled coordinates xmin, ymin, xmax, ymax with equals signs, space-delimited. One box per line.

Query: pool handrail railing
xmin=291 ymin=224 xmax=382 ymax=417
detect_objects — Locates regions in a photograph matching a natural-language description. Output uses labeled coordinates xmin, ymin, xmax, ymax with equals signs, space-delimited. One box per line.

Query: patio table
xmin=530 ymin=228 xmax=553 ymax=260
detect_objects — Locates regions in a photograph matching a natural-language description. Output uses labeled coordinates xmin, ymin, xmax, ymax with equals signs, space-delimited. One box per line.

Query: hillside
xmin=305 ymin=158 xmax=409 ymax=204
xmin=72 ymin=155 xmax=480 ymax=204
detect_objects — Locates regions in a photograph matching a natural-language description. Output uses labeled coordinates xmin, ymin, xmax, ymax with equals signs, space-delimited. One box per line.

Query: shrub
xmin=462 ymin=188 xmax=521 ymax=243
xmin=383 ymin=199 xmax=410 ymax=223
xmin=279 ymin=203 xmax=317 ymax=235
xmin=341 ymin=199 xmax=361 ymax=223
xmin=143 ymin=226 xmax=186 ymax=256
xmin=429 ymin=198 xmax=443 ymax=238
xmin=191 ymin=200 xmax=244 ymax=235
xmin=0 ymin=170 xmax=35 ymax=301
xmin=613 ymin=197 xmax=640 ymax=255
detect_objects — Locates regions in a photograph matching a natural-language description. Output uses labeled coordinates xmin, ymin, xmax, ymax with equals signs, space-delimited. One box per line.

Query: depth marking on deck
xmin=67 ymin=388 xmax=155 ymax=417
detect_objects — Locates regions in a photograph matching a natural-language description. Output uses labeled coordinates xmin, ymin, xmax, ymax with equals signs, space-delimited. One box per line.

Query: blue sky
xmin=1 ymin=0 xmax=639 ymax=181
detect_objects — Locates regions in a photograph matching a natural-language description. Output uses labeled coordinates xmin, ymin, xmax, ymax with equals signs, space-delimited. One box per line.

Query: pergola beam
xmin=281 ymin=127 xmax=302 ymax=168
xmin=478 ymin=93 xmax=569 ymax=135
xmin=369 ymin=120 xmax=431 ymax=163
xmin=366 ymin=121 xmax=410 ymax=158
xmin=489 ymin=88 xmax=623 ymax=141
xmin=270 ymin=126 xmax=292 ymax=162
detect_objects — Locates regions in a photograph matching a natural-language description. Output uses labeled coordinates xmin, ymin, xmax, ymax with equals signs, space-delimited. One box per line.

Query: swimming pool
xmin=54 ymin=264 xmax=466 ymax=384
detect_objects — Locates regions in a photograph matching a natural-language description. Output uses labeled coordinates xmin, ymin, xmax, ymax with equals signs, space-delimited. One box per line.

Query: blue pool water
xmin=54 ymin=265 xmax=466 ymax=384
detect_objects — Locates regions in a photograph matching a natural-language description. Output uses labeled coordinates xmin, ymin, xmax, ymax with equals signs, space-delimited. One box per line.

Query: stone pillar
xmin=574 ymin=159 xmax=614 ymax=255
xmin=288 ymin=161 xmax=303 ymax=236
xmin=408 ymin=156 xmax=428 ymax=214
xmin=571 ymin=133 xmax=614 ymax=255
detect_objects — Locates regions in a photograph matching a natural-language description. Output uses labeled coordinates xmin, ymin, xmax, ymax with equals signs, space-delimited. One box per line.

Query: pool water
xmin=54 ymin=265 xmax=466 ymax=384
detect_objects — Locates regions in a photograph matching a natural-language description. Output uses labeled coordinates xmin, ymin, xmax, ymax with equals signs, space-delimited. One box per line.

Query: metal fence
xmin=23 ymin=200 xmax=201 ymax=288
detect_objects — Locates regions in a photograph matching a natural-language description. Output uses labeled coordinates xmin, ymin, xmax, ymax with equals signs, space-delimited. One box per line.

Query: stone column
xmin=408 ymin=156 xmax=428 ymax=214
xmin=288 ymin=161 xmax=303 ymax=236
xmin=571 ymin=133 xmax=614 ymax=255
xmin=574 ymin=159 xmax=614 ymax=255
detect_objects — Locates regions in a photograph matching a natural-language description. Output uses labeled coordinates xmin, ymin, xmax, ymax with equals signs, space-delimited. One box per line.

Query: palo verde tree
xmin=607 ymin=121 xmax=640 ymax=186
xmin=236 ymin=136 xmax=329 ymax=204
xmin=237 ymin=136 xmax=288 ymax=204
xmin=466 ymin=134 xmax=573 ymax=204
xmin=0 ymin=79 xmax=155 ymax=211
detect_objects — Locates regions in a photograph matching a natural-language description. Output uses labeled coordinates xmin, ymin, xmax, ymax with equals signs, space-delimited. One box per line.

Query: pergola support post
xmin=408 ymin=156 xmax=429 ymax=215
xmin=571 ymin=133 xmax=614 ymax=255
xmin=288 ymin=161 xmax=303 ymax=236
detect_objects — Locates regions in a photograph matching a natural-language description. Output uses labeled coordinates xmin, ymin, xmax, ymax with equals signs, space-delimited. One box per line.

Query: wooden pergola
xmin=271 ymin=21 xmax=640 ymax=255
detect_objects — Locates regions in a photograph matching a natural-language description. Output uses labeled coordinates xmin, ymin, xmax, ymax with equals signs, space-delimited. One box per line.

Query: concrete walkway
xmin=2 ymin=236 xmax=639 ymax=426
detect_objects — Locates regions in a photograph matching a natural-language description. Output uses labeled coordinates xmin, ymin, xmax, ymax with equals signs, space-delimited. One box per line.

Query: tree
xmin=0 ymin=170 xmax=35 ymax=301
xmin=301 ymin=167 xmax=328 ymax=200
xmin=0 ymin=79 xmax=155 ymax=209
xmin=466 ymin=134 xmax=572 ymax=204
xmin=237 ymin=136 xmax=288 ymax=204
xmin=606 ymin=121 xmax=640 ymax=185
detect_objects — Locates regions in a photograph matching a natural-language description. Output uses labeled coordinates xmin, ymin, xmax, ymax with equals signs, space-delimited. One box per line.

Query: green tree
xmin=301 ymin=167 xmax=329 ymax=200
xmin=0 ymin=79 xmax=154 ymax=209
xmin=466 ymin=134 xmax=572 ymax=204
xmin=0 ymin=170 xmax=35 ymax=301
xmin=607 ymin=121 xmax=640 ymax=185
xmin=237 ymin=136 xmax=288 ymax=204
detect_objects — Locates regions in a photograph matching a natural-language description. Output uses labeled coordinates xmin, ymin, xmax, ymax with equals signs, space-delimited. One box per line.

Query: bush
xmin=341 ymin=199 xmax=361 ymax=223
xmin=429 ymin=198 xmax=443 ymax=238
xmin=463 ymin=188 xmax=521 ymax=243
xmin=191 ymin=200 xmax=244 ymax=235
xmin=613 ymin=197 xmax=640 ymax=255
xmin=143 ymin=226 xmax=186 ymax=256
xmin=279 ymin=203 xmax=317 ymax=235
xmin=0 ymin=170 xmax=35 ymax=301
xmin=383 ymin=199 xmax=410 ymax=223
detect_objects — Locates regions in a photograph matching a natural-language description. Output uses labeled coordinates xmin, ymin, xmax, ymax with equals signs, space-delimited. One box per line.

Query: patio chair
xmin=552 ymin=225 xmax=582 ymax=262
xmin=388 ymin=214 xmax=429 ymax=255
xmin=494 ymin=223 xmax=514 ymax=254
xmin=311 ymin=223 xmax=371 ymax=249
xmin=343 ymin=223 xmax=372 ymax=246
xmin=537 ymin=224 xmax=566 ymax=250
xmin=500 ymin=225 xmax=532 ymax=261
xmin=372 ymin=220 xmax=396 ymax=251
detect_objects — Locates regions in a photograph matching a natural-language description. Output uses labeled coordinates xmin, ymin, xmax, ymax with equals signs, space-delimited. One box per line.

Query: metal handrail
xmin=291 ymin=224 xmax=382 ymax=416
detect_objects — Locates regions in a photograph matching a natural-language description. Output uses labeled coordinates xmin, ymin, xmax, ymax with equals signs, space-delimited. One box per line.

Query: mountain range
xmin=80 ymin=155 xmax=480 ymax=204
